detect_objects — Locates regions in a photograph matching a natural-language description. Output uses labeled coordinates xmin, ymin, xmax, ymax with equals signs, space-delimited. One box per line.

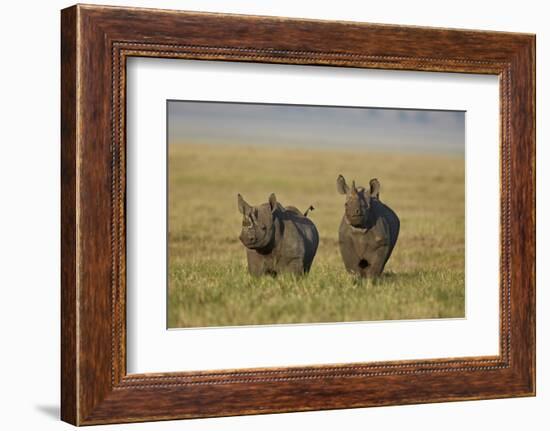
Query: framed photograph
xmin=61 ymin=4 xmax=535 ymax=425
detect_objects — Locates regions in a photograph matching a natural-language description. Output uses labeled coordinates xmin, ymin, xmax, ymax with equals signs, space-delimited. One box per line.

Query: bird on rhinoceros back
xmin=336 ymin=175 xmax=400 ymax=277
xmin=237 ymin=193 xmax=319 ymax=277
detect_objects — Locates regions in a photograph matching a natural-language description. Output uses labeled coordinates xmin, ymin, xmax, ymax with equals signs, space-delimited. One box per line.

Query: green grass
xmin=168 ymin=143 xmax=465 ymax=328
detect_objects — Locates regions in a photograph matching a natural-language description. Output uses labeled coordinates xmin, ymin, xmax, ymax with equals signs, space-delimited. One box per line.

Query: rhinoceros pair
xmin=237 ymin=175 xmax=400 ymax=278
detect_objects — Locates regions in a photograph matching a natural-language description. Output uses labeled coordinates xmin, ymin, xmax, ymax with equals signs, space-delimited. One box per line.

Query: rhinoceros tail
xmin=304 ymin=205 xmax=315 ymax=217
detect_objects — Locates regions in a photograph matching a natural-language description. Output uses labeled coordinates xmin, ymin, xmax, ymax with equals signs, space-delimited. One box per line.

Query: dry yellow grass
xmin=168 ymin=143 xmax=465 ymax=327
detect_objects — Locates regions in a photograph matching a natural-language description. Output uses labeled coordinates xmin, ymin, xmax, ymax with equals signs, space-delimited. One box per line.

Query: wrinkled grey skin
xmin=336 ymin=175 xmax=400 ymax=277
xmin=238 ymin=193 xmax=319 ymax=276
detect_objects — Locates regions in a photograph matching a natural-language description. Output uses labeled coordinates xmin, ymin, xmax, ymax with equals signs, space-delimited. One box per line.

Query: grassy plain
xmin=168 ymin=143 xmax=465 ymax=328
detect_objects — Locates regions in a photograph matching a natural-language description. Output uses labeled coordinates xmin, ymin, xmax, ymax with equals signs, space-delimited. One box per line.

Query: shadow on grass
xmin=350 ymin=269 xmax=437 ymax=287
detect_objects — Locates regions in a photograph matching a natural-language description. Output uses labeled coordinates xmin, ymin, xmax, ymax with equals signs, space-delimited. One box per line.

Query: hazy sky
xmin=168 ymin=101 xmax=465 ymax=156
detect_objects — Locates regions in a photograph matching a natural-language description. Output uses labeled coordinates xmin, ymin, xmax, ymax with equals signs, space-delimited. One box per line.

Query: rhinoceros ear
xmin=336 ymin=175 xmax=349 ymax=195
xmin=237 ymin=193 xmax=251 ymax=215
xmin=268 ymin=193 xmax=278 ymax=212
xmin=369 ymin=178 xmax=380 ymax=199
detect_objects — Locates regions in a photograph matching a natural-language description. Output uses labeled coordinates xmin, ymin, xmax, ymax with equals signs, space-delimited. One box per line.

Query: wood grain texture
xmin=60 ymin=5 xmax=78 ymax=425
xmin=60 ymin=4 xmax=535 ymax=425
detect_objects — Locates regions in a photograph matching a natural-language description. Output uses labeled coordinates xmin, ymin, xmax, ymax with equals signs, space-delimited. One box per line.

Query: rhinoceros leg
xmin=362 ymin=245 xmax=390 ymax=277
xmin=339 ymin=240 xmax=363 ymax=275
xmin=278 ymin=256 xmax=305 ymax=276
xmin=246 ymin=250 xmax=269 ymax=276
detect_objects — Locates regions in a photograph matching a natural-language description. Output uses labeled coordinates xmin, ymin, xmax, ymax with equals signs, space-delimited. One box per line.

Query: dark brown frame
xmin=61 ymin=4 xmax=535 ymax=426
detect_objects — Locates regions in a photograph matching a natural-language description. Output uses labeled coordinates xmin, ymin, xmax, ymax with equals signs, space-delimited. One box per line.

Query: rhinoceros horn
xmin=351 ymin=180 xmax=358 ymax=196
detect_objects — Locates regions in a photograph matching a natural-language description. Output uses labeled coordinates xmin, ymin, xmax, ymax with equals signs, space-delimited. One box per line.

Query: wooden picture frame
xmin=61 ymin=4 xmax=535 ymax=425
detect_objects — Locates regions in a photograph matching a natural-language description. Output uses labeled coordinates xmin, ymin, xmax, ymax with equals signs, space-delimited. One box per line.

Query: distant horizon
xmin=168 ymin=140 xmax=465 ymax=159
xmin=168 ymin=100 xmax=465 ymax=156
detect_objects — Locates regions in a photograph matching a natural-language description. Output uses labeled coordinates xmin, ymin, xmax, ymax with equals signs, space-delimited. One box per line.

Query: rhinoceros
xmin=237 ymin=193 xmax=319 ymax=276
xmin=336 ymin=175 xmax=400 ymax=277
